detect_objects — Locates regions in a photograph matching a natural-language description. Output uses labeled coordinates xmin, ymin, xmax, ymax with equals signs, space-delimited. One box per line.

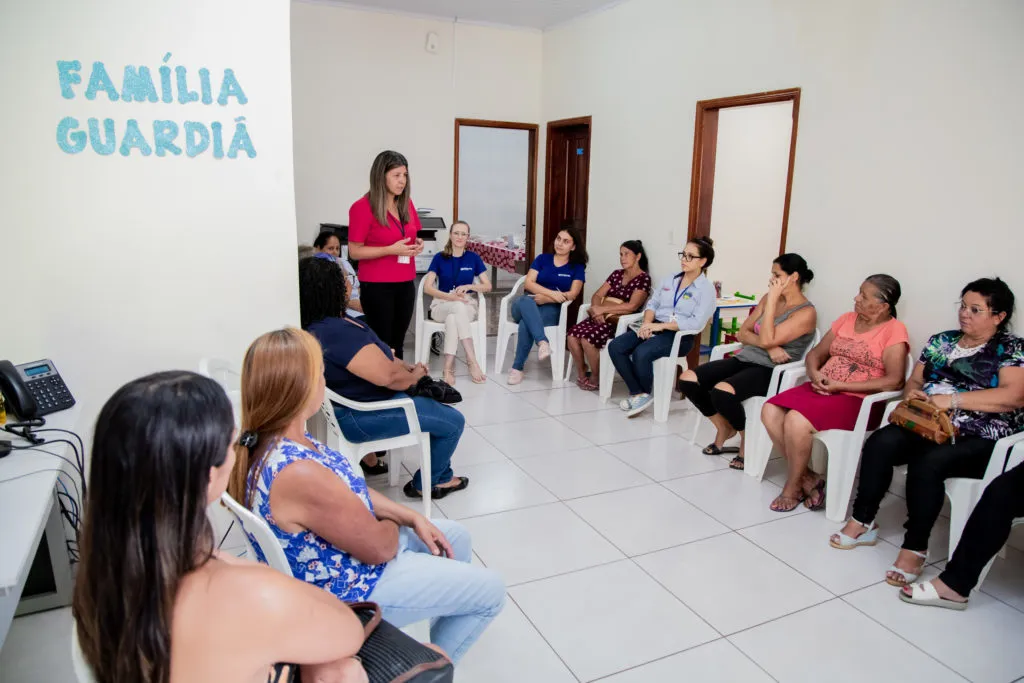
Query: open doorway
xmin=685 ymin=88 xmax=801 ymax=369
xmin=543 ymin=116 xmax=592 ymax=328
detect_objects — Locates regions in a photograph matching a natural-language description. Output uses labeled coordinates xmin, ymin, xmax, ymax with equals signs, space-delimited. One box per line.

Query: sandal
xmin=899 ymin=581 xmax=968 ymax=611
xmin=405 ymin=476 xmax=471 ymax=500
xmin=829 ymin=520 xmax=879 ymax=549
xmin=702 ymin=443 xmax=740 ymax=456
xmin=770 ymin=492 xmax=806 ymax=512
xmin=728 ymin=456 xmax=745 ymax=470
xmin=360 ymin=458 xmax=389 ymax=476
xmin=886 ymin=550 xmax=928 ymax=587
xmin=580 ymin=378 xmax=599 ymax=392
xmin=804 ymin=478 xmax=826 ymax=511
xmin=443 ymin=368 xmax=456 ymax=386
xmin=468 ymin=362 xmax=486 ymax=384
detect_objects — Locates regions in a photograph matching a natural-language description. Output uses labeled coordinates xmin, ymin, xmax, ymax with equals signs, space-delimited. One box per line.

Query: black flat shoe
xmin=403 ymin=476 xmax=470 ymax=500
xmin=360 ymin=459 xmax=389 ymax=476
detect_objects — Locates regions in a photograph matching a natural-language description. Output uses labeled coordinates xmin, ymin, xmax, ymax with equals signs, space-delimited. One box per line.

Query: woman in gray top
xmin=678 ymin=254 xmax=817 ymax=469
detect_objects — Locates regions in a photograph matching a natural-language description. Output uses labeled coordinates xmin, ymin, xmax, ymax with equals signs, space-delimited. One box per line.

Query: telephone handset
xmin=0 ymin=359 xmax=76 ymax=420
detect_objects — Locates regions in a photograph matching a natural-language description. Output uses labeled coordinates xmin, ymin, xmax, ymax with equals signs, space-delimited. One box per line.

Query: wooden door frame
xmin=685 ymin=88 xmax=801 ymax=252
xmin=542 ymin=116 xmax=592 ymax=259
xmin=453 ymin=118 xmax=539 ymax=260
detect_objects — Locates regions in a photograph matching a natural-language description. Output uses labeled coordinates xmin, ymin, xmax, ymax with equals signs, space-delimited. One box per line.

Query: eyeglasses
xmin=451 ymin=231 xmax=470 ymax=238
xmin=677 ymin=252 xmax=701 ymax=262
xmin=956 ymin=301 xmax=992 ymax=317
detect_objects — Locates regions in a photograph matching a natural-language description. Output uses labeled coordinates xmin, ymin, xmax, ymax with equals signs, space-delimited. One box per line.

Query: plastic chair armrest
xmin=576 ymin=304 xmax=591 ymax=324
xmin=850 ymin=390 xmax=903 ymax=436
xmin=710 ymin=342 xmax=743 ymax=363
xmin=498 ymin=276 xmax=527 ymax=323
xmin=982 ymin=431 xmax=1024 ymax=486
xmin=325 ymin=388 xmax=423 ymax=433
xmin=767 ymin=358 xmax=805 ymax=396
xmin=615 ymin=312 xmax=643 ymax=335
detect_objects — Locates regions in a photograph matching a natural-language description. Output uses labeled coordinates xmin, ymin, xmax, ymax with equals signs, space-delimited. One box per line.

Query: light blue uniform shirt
xmin=645 ymin=273 xmax=717 ymax=333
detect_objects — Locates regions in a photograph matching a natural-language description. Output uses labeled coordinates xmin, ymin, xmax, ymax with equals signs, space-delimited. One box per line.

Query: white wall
xmin=710 ymin=101 xmax=793 ymax=299
xmin=457 ymin=126 xmax=530 ymax=241
xmin=542 ymin=0 xmax=1024 ymax=350
xmin=290 ymin=2 xmax=543 ymax=243
xmin=0 ymin=0 xmax=299 ymax=438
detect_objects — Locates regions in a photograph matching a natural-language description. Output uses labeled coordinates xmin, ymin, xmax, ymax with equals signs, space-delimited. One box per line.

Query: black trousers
xmin=360 ymin=281 xmax=416 ymax=360
xmin=940 ymin=462 xmax=1024 ymax=595
xmin=850 ymin=424 xmax=995 ymax=551
xmin=678 ymin=357 xmax=774 ymax=432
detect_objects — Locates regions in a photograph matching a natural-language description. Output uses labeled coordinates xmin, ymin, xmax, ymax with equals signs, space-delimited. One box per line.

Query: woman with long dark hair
xmin=348 ymin=150 xmax=423 ymax=358
xmin=566 ymin=240 xmax=652 ymax=391
xmin=72 ymin=371 xmax=365 ymax=683
xmin=506 ymin=225 xmax=588 ymax=385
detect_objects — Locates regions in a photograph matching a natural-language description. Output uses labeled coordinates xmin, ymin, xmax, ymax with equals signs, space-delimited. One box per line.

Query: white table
xmin=0 ymin=407 xmax=80 ymax=648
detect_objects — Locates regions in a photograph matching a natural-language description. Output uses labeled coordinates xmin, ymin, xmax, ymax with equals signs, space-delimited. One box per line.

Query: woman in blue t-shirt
xmin=423 ymin=221 xmax=491 ymax=385
xmin=507 ymin=226 xmax=587 ymax=385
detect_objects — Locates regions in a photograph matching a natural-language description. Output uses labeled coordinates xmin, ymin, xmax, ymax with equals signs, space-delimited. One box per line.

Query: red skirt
xmin=766 ymin=382 xmax=886 ymax=432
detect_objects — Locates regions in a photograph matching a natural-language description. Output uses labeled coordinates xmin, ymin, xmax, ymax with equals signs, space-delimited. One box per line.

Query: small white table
xmin=0 ymin=407 xmax=79 ymax=648
xmin=707 ymin=297 xmax=758 ymax=350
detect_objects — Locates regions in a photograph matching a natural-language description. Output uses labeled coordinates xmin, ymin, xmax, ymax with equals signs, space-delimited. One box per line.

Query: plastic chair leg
xmin=599 ymin=350 xmax=614 ymax=399
xmin=819 ymin=433 xmax=857 ymax=522
xmin=652 ymin=357 xmax=674 ymax=423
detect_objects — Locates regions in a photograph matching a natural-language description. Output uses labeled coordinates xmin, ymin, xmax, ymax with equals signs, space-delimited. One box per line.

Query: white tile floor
xmin=3 ymin=341 xmax=1024 ymax=683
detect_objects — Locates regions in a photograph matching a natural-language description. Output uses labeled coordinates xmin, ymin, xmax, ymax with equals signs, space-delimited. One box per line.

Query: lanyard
xmin=673 ymin=279 xmax=693 ymax=309
xmin=387 ymin=213 xmax=405 ymax=238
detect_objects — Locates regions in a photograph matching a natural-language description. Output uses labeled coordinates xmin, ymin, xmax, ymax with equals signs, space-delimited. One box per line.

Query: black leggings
xmin=678 ymin=357 xmax=774 ymax=432
xmin=850 ymin=424 xmax=995 ymax=551
xmin=940 ymin=462 xmax=1024 ymax=595
xmin=360 ymin=281 xmax=416 ymax=359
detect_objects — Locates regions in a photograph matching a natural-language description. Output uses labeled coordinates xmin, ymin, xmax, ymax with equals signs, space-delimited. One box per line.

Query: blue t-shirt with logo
xmin=530 ymin=253 xmax=586 ymax=292
xmin=427 ymin=251 xmax=487 ymax=292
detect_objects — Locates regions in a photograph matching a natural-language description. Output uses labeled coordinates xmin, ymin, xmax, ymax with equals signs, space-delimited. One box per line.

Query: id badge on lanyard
xmin=672 ymin=280 xmax=691 ymax=322
xmin=390 ymin=214 xmax=411 ymax=264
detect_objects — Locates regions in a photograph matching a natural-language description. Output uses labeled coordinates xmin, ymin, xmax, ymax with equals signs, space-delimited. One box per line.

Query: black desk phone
xmin=0 ymin=359 xmax=76 ymax=420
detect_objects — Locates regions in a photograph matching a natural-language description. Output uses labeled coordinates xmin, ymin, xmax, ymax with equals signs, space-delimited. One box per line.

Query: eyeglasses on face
xmin=956 ymin=301 xmax=992 ymax=317
xmin=451 ymin=231 xmax=470 ymax=238
xmin=677 ymin=252 xmax=701 ymax=262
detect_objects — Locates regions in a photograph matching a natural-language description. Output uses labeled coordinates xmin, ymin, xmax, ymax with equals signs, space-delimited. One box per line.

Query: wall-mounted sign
xmin=55 ymin=53 xmax=256 ymax=159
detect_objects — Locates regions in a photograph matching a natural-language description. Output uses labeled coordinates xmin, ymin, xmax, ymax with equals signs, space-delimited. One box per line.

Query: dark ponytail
xmin=773 ymin=253 xmax=814 ymax=288
xmin=621 ymin=239 xmax=649 ymax=272
xmin=865 ymin=274 xmax=902 ymax=319
xmin=688 ymin=236 xmax=715 ymax=272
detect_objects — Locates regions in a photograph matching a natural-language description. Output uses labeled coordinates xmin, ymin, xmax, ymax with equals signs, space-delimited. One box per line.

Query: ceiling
xmin=329 ymin=0 xmax=624 ymax=30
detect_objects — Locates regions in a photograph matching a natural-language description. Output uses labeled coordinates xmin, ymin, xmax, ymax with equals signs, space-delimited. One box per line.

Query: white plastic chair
xmin=308 ymin=388 xmax=433 ymax=518
xmin=199 ymin=357 xmax=241 ymax=391
xmin=652 ymin=330 xmax=701 ymax=423
xmin=494 ymin=276 xmax=572 ymax=381
xmin=563 ymin=304 xmax=644 ymax=399
xmin=213 ymin=491 xmax=293 ymax=573
xmin=413 ymin=275 xmax=488 ymax=374
xmin=776 ymin=353 xmax=914 ymax=521
xmin=71 ymin=623 xmax=95 ymax=683
xmin=691 ymin=330 xmax=822 ymax=478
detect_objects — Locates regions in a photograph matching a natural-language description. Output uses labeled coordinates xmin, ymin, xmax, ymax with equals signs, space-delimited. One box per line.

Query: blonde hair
xmin=229 ymin=328 xmax=323 ymax=506
xmin=441 ymin=221 xmax=470 ymax=258
xmin=367 ymin=150 xmax=411 ymax=227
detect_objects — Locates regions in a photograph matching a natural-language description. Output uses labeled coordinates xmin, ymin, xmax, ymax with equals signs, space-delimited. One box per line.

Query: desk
xmin=0 ymin=407 xmax=79 ymax=648
xmin=708 ymin=298 xmax=757 ymax=351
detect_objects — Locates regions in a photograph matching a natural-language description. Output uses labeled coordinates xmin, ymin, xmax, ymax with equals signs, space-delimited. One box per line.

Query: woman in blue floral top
xmin=830 ymin=278 xmax=1024 ymax=588
xmin=229 ymin=328 xmax=505 ymax=663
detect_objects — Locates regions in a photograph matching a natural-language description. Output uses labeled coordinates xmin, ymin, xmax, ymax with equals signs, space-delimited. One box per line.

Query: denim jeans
xmin=511 ymin=296 xmax=561 ymax=370
xmin=369 ymin=520 xmax=506 ymax=663
xmin=334 ymin=392 xmax=465 ymax=490
xmin=607 ymin=329 xmax=695 ymax=395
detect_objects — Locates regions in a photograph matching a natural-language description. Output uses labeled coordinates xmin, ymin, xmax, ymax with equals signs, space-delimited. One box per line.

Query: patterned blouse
xmin=246 ymin=435 xmax=387 ymax=602
xmin=919 ymin=330 xmax=1024 ymax=440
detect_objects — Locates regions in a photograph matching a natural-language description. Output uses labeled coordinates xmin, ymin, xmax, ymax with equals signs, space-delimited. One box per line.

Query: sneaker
xmin=537 ymin=341 xmax=551 ymax=361
xmin=619 ymin=397 xmax=633 ymax=411
xmin=626 ymin=393 xmax=653 ymax=418
xmin=507 ymin=369 xmax=524 ymax=385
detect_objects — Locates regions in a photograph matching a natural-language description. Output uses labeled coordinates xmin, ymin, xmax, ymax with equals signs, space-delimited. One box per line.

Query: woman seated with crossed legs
xmin=678 ymin=253 xmax=817 ymax=469
xmin=760 ymin=275 xmax=909 ymax=512
xmin=231 ymin=327 xmax=505 ymax=663
xmin=422 ymin=220 xmax=491 ymax=386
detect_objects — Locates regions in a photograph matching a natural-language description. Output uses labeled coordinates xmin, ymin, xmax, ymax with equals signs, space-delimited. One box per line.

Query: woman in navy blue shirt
xmin=508 ymin=226 xmax=587 ymax=385
xmin=423 ymin=221 xmax=491 ymax=385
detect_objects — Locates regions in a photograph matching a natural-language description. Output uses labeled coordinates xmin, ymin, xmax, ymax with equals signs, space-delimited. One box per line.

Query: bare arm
xmin=346 ymin=343 xmax=426 ymax=391
xmin=929 ymin=366 xmax=1024 ymax=413
xmin=349 ymin=240 xmax=416 ymax=261
xmin=423 ymin=271 xmax=457 ymax=301
xmin=461 ymin=272 xmax=492 ymax=294
xmin=736 ymin=296 xmax=768 ymax=347
xmin=756 ymin=304 xmax=817 ymax=349
xmin=804 ymin=330 xmax=834 ymax=381
xmin=270 ymin=460 xmax=399 ymax=565
xmin=524 ymin=268 xmax=568 ymax=303
xmin=588 ymin=282 xmax=612 ymax=311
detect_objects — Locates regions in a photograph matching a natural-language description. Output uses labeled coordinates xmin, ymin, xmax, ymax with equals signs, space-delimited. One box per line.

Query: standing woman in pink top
xmin=348 ymin=151 xmax=424 ymax=359
xmin=760 ymin=275 xmax=910 ymax=512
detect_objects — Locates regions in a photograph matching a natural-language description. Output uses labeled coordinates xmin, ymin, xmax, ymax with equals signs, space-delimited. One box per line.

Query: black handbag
xmin=407 ymin=376 xmax=462 ymax=404
xmin=267 ymin=603 xmax=453 ymax=683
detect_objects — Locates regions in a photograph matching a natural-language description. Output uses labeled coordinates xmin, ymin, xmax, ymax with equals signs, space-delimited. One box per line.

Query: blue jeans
xmin=334 ymin=393 xmax=464 ymax=490
xmin=369 ymin=520 xmax=506 ymax=663
xmin=511 ymin=296 xmax=561 ymax=370
xmin=607 ymin=329 xmax=695 ymax=395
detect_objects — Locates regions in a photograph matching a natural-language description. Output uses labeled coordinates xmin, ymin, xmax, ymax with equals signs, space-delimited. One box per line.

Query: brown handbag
xmin=600 ymin=296 xmax=625 ymax=326
xmin=888 ymin=398 xmax=958 ymax=444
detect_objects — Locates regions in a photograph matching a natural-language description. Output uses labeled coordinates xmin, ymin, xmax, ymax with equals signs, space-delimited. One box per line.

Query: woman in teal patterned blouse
xmin=830 ymin=278 xmax=1024 ymax=588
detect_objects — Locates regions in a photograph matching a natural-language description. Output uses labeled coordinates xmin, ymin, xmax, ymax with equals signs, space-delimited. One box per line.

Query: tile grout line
xmin=504 ymin=593 xmax=584 ymax=683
